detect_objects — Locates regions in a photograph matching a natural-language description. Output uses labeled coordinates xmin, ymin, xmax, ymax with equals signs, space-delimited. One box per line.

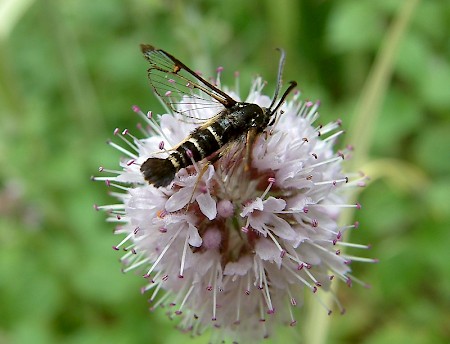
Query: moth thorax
xmin=256 ymin=107 xmax=273 ymax=128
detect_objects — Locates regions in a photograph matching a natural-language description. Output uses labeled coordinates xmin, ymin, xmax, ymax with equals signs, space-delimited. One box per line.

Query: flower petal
xmin=224 ymin=256 xmax=253 ymax=276
xmin=196 ymin=192 xmax=217 ymax=220
xmin=187 ymin=224 xmax=202 ymax=247
xmin=165 ymin=186 xmax=192 ymax=212
xmin=262 ymin=196 xmax=286 ymax=212
xmin=240 ymin=197 xmax=263 ymax=217
xmin=255 ymin=239 xmax=282 ymax=267
xmin=266 ymin=214 xmax=296 ymax=240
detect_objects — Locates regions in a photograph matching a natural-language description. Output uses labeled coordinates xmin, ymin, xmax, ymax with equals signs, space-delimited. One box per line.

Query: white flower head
xmin=94 ymin=72 xmax=375 ymax=343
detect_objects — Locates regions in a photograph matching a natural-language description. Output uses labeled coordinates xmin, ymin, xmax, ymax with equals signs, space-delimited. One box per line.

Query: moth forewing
xmin=140 ymin=45 xmax=236 ymax=121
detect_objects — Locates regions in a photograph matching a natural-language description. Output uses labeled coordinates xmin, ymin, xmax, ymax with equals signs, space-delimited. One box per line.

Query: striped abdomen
xmin=141 ymin=102 xmax=270 ymax=187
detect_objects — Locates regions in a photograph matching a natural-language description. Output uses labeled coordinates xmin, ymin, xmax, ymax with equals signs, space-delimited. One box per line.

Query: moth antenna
xmin=268 ymin=48 xmax=286 ymax=110
xmin=267 ymin=81 xmax=297 ymax=126
xmin=271 ymin=81 xmax=297 ymax=114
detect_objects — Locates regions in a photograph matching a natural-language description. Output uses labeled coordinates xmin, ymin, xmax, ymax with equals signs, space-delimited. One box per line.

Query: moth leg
xmin=185 ymin=161 xmax=212 ymax=212
xmin=184 ymin=144 xmax=228 ymax=212
xmin=244 ymin=127 xmax=258 ymax=172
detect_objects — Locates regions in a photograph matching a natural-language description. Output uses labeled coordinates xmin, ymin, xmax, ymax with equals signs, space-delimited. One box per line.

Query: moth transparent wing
xmin=141 ymin=44 xmax=237 ymax=123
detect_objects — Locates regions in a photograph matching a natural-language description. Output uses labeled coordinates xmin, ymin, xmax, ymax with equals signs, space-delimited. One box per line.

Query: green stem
xmin=346 ymin=0 xmax=420 ymax=168
xmin=303 ymin=1 xmax=420 ymax=343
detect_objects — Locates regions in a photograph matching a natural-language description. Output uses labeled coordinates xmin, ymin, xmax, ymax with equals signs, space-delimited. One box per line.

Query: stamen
xmin=313 ymin=177 xmax=349 ymax=186
xmin=91 ymin=176 xmax=112 ymax=182
xmin=144 ymin=226 xmax=183 ymax=277
xmin=107 ymin=183 xmax=130 ymax=192
xmin=308 ymin=156 xmax=343 ymax=169
xmin=136 ymin=122 xmax=149 ymax=137
xmin=185 ymin=149 xmax=201 ymax=174
xmin=258 ymin=296 xmax=266 ymax=322
xmin=328 ymin=290 xmax=346 ymax=315
xmin=107 ymin=140 xmax=138 ymax=159
xmin=179 ymin=234 xmax=189 ymax=278
xmin=318 ymin=120 xmax=343 ymax=135
xmin=307 ymin=203 xmax=361 ymax=209
xmin=311 ymin=290 xmax=333 ymax=315
xmin=303 ymin=267 xmax=321 ymax=287
xmin=149 ymin=287 xmax=171 ymax=310
xmin=260 ymin=177 xmax=275 ymax=199
xmin=322 ymin=130 xmax=345 ymax=143
xmin=286 ymin=289 xmax=298 ymax=326
xmin=245 ymin=274 xmax=251 ymax=295
xmin=124 ymin=130 xmax=145 ymax=149
xmin=282 ymin=262 xmax=316 ymax=291
xmin=98 ymin=167 xmax=122 ymax=175
xmin=234 ymin=278 xmax=243 ymax=325
xmin=212 ymin=263 xmax=219 ymax=321
xmin=206 ymin=268 xmax=214 ymax=292
xmin=176 ymin=284 xmax=195 ymax=315
xmin=284 ymin=250 xmax=309 ymax=269
xmin=341 ymin=255 xmax=378 ymax=263
xmin=344 ymin=273 xmax=372 ymax=288
xmin=215 ymin=66 xmax=223 ymax=88
xmin=122 ymin=255 xmax=150 ymax=273
xmin=94 ymin=203 xmax=125 ymax=211
xmin=141 ymin=274 xmax=159 ymax=294
xmin=266 ymin=231 xmax=285 ymax=257
xmin=114 ymin=128 xmax=140 ymax=153
xmin=234 ymin=71 xmax=240 ymax=96
xmin=301 ymin=101 xmax=320 ymax=122
xmin=335 ymin=242 xmax=371 ymax=249
xmin=131 ymin=105 xmax=171 ymax=144
xmin=287 ymin=287 xmax=297 ymax=307
xmin=260 ymin=269 xmax=274 ymax=314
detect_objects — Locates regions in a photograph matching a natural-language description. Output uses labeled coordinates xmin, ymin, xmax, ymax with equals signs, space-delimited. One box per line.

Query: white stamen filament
xmin=144 ymin=226 xmax=183 ymax=277
xmin=179 ymin=234 xmax=189 ymax=278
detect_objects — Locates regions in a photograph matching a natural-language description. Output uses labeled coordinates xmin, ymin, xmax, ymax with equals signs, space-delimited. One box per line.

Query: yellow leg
xmin=186 ymin=162 xmax=211 ymax=212
xmin=244 ymin=127 xmax=258 ymax=172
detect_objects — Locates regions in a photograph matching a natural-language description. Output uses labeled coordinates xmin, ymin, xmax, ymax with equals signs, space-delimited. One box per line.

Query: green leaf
xmin=326 ymin=2 xmax=383 ymax=52
xmin=413 ymin=123 xmax=450 ymax=175
xmin=419 ymin=59 xmax=450 ymax=112
xmin=372 ymin=89 xmax=423 ymax=154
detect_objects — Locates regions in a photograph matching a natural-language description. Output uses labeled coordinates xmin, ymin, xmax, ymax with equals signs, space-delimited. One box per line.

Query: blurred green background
xmin=1 ymin=0 xmax=449 ymax=343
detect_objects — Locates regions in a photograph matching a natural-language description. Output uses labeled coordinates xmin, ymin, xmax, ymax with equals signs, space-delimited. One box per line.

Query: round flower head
xmin=95 ymin=74 xmax=374 ymax=343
